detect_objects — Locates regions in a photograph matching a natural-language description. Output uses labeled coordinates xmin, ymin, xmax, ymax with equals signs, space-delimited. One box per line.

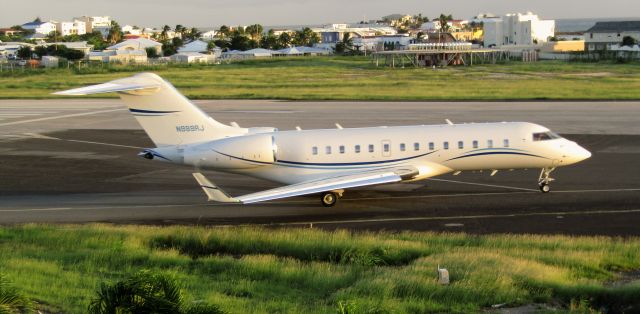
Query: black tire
xmin=321 ymin=192 xmax=338 ymax=207
xmin=539 ymin=183 xmax=550 ymax=193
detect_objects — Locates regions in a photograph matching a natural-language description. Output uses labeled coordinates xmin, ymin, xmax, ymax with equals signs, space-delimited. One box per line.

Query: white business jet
xmin=56 ymin=73 xmax=591 ymax=207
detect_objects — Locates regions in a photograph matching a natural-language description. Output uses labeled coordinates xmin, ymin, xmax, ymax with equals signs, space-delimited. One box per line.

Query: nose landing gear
xmin=538 ymin=167 xmax=556 ymax=193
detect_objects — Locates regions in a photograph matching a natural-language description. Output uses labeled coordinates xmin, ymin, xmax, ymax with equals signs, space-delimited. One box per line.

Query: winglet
xmin=192 ymin=173 xmax=241 ymax=203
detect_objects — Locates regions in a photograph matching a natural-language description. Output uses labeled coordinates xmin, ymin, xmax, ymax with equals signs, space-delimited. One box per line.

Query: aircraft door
xmin=381 ymin=140 xmax=391 ymax=157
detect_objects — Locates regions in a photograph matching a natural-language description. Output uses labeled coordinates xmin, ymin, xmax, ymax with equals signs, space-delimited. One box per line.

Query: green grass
xmin=1 ymin=225 xmax=639 ymax=313
xmin=1 ymin=57 xmax=640 ymax=100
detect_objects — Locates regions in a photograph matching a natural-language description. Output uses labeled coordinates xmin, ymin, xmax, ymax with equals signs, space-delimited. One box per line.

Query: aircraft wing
xmin=192 ymin=167 xmax=421 ymax=204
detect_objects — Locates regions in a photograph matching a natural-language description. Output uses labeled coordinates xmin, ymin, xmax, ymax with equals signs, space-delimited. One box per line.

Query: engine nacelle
xmin=184 ymin=134 xmax=276 ymax=169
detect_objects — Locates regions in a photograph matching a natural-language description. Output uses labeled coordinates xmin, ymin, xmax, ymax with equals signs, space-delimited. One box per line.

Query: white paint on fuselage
xmin=187 ymin=121 xmax=590 ymax=185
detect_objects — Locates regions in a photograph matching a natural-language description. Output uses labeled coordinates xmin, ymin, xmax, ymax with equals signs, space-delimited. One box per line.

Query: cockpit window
xmin=533 ymin=131 xmax=561 ymax=141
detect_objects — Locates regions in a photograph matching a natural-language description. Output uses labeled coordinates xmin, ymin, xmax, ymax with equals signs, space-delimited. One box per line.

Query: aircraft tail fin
xmin=55 ymin=73 xmax=247 ymax=147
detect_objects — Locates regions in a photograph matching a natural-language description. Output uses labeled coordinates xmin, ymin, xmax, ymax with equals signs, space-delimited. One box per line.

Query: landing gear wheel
xmin=321 ymin=192 xmax=338 ymax=207
xmin=538 ymin=167 xmax=556 ymax=194
xmin=539 ymin=183 xmax=550 ymax=193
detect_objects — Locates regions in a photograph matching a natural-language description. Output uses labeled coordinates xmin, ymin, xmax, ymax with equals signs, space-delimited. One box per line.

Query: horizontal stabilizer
xmin=53 ymin=82 xmax=161 ymax=96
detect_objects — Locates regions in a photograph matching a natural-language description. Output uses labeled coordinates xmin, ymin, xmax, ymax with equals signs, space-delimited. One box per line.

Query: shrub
xmin=88 ymin=270 xmax=223 ymax=314
xmin=0 ymin=273 xmax=33 ymax=313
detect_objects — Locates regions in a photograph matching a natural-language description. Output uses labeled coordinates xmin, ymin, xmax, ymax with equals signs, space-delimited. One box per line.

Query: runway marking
xmin=427 ymin=178 xmax=539 ymax=192
xmin=0 ymin=204 xmax=203 ymax=212
xmin=219 ymin=110 xmax=297 ymax=114
xmin=10 ymin=133 xmax=142 ymax=149
xmin=0 ymin=108 xmax=125 ymax=127
xmin=338 ymin=188 xmax=640 ymax=202
xmin=1 ymin=188 xmax=638 ymax=213
xmin=271 ymin=208 xmax=640 ymax=227
xmin=61 ymin=139 xmax=141 ymax=149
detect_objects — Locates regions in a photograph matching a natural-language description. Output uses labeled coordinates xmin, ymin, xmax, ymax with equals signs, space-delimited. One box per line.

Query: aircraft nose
xmin=573 ymin=144 xmax=592 ymax=163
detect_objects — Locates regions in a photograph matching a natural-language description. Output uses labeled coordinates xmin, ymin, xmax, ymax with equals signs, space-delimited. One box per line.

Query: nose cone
xmin=569 ymin=144 xmax=592 ymax=164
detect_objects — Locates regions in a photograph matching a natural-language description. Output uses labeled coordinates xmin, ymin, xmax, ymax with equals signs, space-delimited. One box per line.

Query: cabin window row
xmin=311 ymin=139 xmax=509 ymax=155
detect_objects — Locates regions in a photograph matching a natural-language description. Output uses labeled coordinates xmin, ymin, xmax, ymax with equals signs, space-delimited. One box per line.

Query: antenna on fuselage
xmin=335 ymin=123 xmax=343 ymax=129
xmin=295 ymin=126 xmax=302 ymax=131
xmin=445 ymin=119 xmax=453 ymax=125
xmin=230 ymin=122 xmax=240 ymax=127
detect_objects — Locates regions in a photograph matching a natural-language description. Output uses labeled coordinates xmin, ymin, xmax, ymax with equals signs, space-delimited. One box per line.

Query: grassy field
xmin=1 ymin=57 xmax=640 ymax=100
xmin=0 ymin=224 xmax=639 ymax=313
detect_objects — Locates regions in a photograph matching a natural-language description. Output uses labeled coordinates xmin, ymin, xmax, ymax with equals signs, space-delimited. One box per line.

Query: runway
xmin=1 ymin=99 xmax=639 ymax=235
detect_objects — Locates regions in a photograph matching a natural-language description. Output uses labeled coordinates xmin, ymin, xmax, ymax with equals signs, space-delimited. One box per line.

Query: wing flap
xmin=238 ymin=171 xmax=403 ymax=204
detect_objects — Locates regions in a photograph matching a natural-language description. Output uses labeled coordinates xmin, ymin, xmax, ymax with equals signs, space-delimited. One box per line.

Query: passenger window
xmin=383 ymin=143 xmax=390 ymax=152
xmin=414 ymin=142 xmax=420 ymax=151
xmin=443 ymin=141 xmax=449 ymax=150
xmin=487 ymin=139 xmax=493 ymax=148
xmin=368 ymin=144 xmax=374 ymax=153
xmin=503 ymin=139 xmax=509 ymax=147
xmin=458 ymin=141 xmax=463 ymax=149
xmin=400 ymin=143 xmax=406 ymax=151
xmin=472 ymin=140 xmax=478 ymax=149
xmin=325 ymin=146 xmax=332 ymax=154
xmin=355 ymin=145 xmax=361 ymax=153
xmin=339 ymin=145 xmax=345 ymax=154
xmin=429 ymin=142 xmax=434 ymax=150
xmin=312 ymin=146 xmax=318 ymax=155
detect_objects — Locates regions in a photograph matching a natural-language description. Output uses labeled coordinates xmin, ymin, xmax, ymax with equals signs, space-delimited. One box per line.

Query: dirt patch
xmin=605 ymin=270 xmax=640 ymax=287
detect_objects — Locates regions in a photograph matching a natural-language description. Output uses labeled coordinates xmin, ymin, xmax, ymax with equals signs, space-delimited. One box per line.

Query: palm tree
xmin=88 ymin=271 xmax=222 ymax=314
xmin=107 ymin=20 xmax=122 ymax=44
xmin=218 ymin=25 xmax=230 ymax=39
xmin=160 ymin=25 xmax=171 ymax=42
xmin=245 ymin=24 xmax=263 ymax=41
xmin=189 ymin=27 xmax=201 ymax=40
xmin=294 ymin=27 xmax=319 ymax=47
xmin=278 ymin=32 xmax=292 ymax=48
xmin=437 ymin=14 xmax=453 ymax=33
xmin=174 ymin=24 xmax=186 ymax=39
xmin=0 ymin=273 xmax=32 ymax=313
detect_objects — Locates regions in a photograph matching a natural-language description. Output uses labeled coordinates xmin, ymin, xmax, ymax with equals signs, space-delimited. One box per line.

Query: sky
xmin=2 ymin=0 xmax=639 ymax=28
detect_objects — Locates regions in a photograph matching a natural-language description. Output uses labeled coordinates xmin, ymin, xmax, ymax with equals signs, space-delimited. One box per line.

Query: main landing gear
xmin=538 ymin=167 xmax=556 ymax=193
xmin=320 ymin=190 xmax=343 ymax=207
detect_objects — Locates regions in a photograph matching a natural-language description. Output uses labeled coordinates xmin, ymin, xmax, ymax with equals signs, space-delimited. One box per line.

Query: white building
xmin=170 ymin=52 xmax=215 ymax=63
xmin=21 ymin=21 xmax=57 ymax=35
xmin=122 ymin=25 xmax=142 ymax=36
xmin=41 ymin=41 xmax=93 ymax=55
xmin=55 ymin=20 xmax=87 ymax=36
xmin=200 ymin=30 xmax=218 ymax=40
xmin=312 ymin=24 xmax=397 ymax=44
xmin=585 ymin=21 xmax=640 ymax=51
xmin=0 ymin=42 xmax=35 ymax=59
xmin=353 ymin=35 xmax=415 ymax=51
xmin=483 ymin=12 xmax=555 ymax=47
xmin=74 ymin=16 xmax=111 ymax=36
xmin=421 ymin=20 xmax=468 ymax=32
xmin=178 ymin=40 xmax=209 ymax=53
xmin=106 ymin=38 xmax=162 ymax=55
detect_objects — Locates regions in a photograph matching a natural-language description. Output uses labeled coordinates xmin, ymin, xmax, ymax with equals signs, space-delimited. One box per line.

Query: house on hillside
xmin=106 ymin=38 xmax=162 ymax=55
xmin=0 ymin=28 xmax=23 ymax=37
xmin=585 ymin=21 xmax=640 ymax=51
xmin=170 ymin=52 xmax=215 ymax=63
xmin=0 ymin=42 xmax=35 ymax=59
xmin=178 ymin=40 xmax=209 ymax=53
xmin=22 ymin=21 xmax=56 ymax=35
xmin=89 ymin=38 xmax=161 ymax=63
xmin=41 ymin=41 xmax=94 ymax=55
